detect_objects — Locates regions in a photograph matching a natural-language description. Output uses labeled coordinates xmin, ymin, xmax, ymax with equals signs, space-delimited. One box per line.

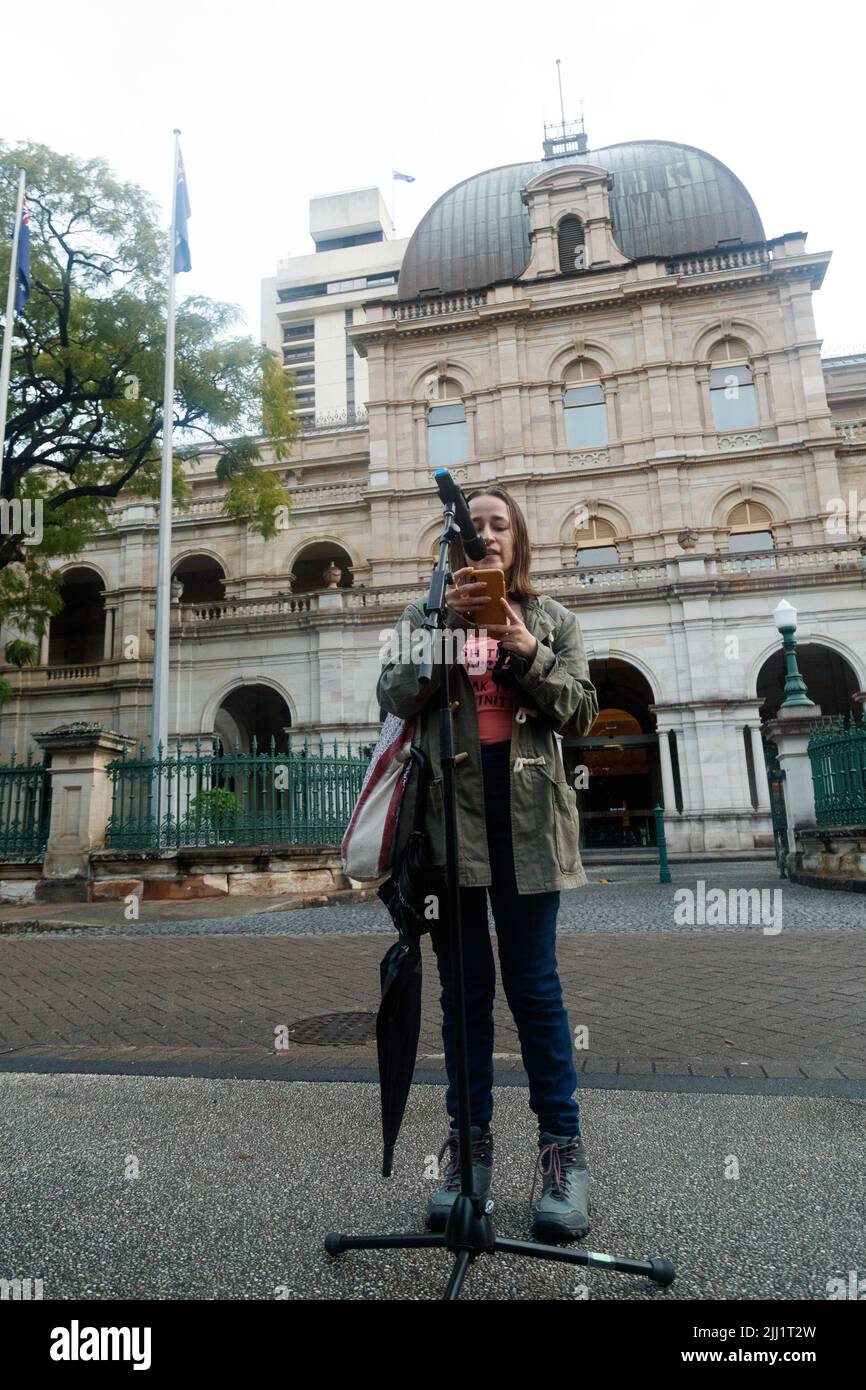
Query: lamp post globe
xmin=773 ymin=598 xmax=811 ymax=708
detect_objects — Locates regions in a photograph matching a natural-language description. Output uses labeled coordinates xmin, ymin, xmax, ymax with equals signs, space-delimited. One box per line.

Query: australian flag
xmin=174 ymin=148 xmax=191 ymax=274
xmin=14 ymin=196 xmax=30 ymax=312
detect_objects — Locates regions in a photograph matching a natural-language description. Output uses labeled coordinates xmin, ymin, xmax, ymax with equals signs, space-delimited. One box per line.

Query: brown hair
xmin=448 ymin=485 xmax=538 ymax=602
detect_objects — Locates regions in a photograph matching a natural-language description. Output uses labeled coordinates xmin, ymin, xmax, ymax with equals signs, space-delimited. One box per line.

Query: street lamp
xmin=772 ymin=600 xmax=812 ymax=708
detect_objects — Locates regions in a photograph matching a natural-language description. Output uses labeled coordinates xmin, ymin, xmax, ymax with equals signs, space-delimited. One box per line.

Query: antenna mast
xmin=543 ymin=60 xmax=589 ymax=160
xmin=556 ymin=58 xmax=566 ymax=127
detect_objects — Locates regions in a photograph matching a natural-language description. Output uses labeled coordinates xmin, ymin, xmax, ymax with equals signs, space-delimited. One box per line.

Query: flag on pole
xmin=392 ymin=170 xmax=415 ymax=183
xmin=14 ymin=197 xmax=30 ymax=312
xmin=174 ymin=148 xmax=191 ymax=273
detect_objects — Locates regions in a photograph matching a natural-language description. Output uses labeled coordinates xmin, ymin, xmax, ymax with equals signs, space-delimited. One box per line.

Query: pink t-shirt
xmin=462 ymin=634 xmax=515 ymax=744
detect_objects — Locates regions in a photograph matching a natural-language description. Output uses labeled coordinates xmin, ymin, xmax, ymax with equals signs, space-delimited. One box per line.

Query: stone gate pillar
xmin=763 ymin=702 xmax=822 ymax=853
xmin=32 ymin=722 xmax=134 ymax=901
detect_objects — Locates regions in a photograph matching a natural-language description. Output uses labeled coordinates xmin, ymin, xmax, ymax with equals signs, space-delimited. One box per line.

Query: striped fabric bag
xmin=340 ymin=714 xmax=417 ymax=881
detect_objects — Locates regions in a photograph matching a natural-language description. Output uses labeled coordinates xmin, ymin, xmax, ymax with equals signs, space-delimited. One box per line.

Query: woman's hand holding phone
xmin=484 ymin=597 xmax=539 ymax=661
xmin=445 ymin=566 xmax=490 ymax=620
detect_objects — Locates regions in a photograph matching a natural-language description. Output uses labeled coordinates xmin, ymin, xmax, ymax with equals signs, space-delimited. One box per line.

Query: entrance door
xmin=564 ymin=709 xmax=661 ymax=848
xmin=563 ymin=654 xmax=663 ymax=850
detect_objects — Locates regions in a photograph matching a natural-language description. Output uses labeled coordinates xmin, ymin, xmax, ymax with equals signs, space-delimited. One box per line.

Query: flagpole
xmin=0 ymin=168 xmax=27 ymax=496
xmin=150 ymin=130 xmax=181 ymax=761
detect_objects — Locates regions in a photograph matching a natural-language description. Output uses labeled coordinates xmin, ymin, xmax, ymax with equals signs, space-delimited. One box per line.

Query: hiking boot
xmin=530 ymin=1131 xmax=590 ymax=1242
xmin=425 ymin=1123 xmax=493 ymax=1231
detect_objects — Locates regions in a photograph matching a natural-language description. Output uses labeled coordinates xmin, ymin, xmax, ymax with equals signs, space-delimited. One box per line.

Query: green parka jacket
xmin=375 ymin=594 xmax=599 ymax=893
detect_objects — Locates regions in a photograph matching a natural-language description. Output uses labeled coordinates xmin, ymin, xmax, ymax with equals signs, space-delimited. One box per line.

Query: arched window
xmin=575 ymin=516 xmax=619 ymax=567
xmin=172 ymin=556 xmax=226 ymax=604
xmin=558 ymin=216 xmax=586 ymax=273
xmin=728 ymin=500 xmax=774 ymax=554
xmin=290 ymin=543 xmax=354 ymax=593
xmin=563 ymin=361 xmax=608 ymax=449
xmin=708 ymin=339 xmax=759 ymax=431
xmin=47 ymin=567 xmax=105 ymax=665
xmin=427 ymin=376 xmax=468 ymax=467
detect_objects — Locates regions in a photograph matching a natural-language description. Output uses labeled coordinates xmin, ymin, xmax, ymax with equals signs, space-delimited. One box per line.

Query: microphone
xmin=433 ymin=468 xmax=487 ymax=562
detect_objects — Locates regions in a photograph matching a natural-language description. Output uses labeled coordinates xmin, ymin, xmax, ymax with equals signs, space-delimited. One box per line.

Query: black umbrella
xmin=376 ymin=747 xmax=445 ymax=1177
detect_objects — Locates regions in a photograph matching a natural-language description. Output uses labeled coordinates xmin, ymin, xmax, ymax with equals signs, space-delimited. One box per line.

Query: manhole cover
xmin=288 ymin=1011 xmax=377 ymax=1046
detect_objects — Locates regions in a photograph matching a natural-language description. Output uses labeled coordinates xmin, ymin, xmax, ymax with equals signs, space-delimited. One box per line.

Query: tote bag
xmin=341 ymin=714 xmax=417 ymax=881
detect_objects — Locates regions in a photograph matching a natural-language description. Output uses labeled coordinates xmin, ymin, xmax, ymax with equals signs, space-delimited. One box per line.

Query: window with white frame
xmin=727 ymin=500 xmax=774 ymax=553
xmin=575 ymin=516 xmax=619 ymax=567
xmin=708 ymin=339 xmax=759 ymax=431
xmin=563 ymin=361 xmax=608 ymax=449
xmin=427 ymin=378 xmax=468 ymax=467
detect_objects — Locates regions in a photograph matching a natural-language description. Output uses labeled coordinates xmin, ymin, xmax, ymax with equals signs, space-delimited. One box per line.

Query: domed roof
xmin=398 ymin=140 xmax=765 ymax=299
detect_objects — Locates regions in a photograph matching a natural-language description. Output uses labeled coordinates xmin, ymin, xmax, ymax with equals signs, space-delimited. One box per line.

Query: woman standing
xmin=376 ymin=486 xmax=598 ymax=1242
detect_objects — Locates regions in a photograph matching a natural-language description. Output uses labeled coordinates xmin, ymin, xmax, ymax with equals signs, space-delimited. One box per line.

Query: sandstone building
xmin=3 ymin=135 xmax=864 ymax=856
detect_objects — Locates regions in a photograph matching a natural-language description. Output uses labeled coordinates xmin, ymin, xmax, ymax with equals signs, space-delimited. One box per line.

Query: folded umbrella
xmin=376 ymin=746 xmax=445 ymax=1177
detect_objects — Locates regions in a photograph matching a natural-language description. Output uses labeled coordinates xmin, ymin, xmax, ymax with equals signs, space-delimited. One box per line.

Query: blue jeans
xmin=428 ymin=740 xmax=581 ymax=1137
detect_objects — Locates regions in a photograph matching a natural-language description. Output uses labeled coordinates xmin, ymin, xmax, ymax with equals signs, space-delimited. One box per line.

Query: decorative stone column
xmin=763 ymin=702 xmax=822 ymax=853
xmin=102 ymin=605 xmax=117 ymax=660
xmin=32 ymin=722 xmax=135 ymax=901
xmin=753 ymin=364 xmax=773 ymax=432
xmin=748 ymin=724 xmax=772 ymax=812
xmin=655 ymin=727 xmax=678 ymax=811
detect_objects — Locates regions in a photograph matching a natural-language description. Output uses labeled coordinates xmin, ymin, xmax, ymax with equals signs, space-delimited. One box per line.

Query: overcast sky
xmin=1 ymin=0 xmax=862 ymax=355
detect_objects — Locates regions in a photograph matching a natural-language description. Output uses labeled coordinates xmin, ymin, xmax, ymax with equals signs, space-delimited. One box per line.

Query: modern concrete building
xmin=2 ymin=135 xmax=864 ymax=858
xmin=260 ymin=187 xmax=409 ymax=424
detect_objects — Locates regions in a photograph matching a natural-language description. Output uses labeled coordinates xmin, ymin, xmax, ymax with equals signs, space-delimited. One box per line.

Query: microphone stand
xmin=325 ymin=500 xmax=676 ymax=1299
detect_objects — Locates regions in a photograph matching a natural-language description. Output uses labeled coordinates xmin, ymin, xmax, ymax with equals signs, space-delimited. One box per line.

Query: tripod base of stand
xmin=325 ymin=1195 xmax=675 ymax=1300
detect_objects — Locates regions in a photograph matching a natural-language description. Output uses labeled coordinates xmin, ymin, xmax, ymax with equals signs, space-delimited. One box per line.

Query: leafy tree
xmin=0 ymin=140 xmax=298 ymax=672
xmin=0 ymin=635 xmax=38 ymax=710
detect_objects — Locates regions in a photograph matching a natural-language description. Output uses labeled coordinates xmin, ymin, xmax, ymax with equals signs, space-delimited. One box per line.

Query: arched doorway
xmin=208 ymin=684 xmax=294 ymax=842
xmin=213 ymin=683 xmax=292 ymax=755
xmin=757 ymin=643 xmax=859 ymax=722
xmin=47 ymin=567 xmax=105 ymax=665
xmin=290 ymin=543 xmax=353 ymax=594
xmin=756 ymin=645 xmax=860 ymax=841
xmin=565 ymin=659 xmax=662 ymax=849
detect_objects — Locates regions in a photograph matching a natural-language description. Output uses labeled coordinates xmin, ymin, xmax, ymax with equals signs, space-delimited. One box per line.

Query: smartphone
xmin=457 ymin=567 xmax=507 ymax=628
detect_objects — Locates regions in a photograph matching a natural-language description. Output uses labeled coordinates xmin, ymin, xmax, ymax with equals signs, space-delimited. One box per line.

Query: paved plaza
xmin=1 ymin=862 xmax=863 ymax=1300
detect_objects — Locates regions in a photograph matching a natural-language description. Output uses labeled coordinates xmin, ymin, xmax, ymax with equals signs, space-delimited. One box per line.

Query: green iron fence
xmin=0 ymin=749 xmax=51 ymax=857
xmin=105 ymin=735 xmax=372 ymax=851
xmin=807 ymin=716 xmax=866 ymax=828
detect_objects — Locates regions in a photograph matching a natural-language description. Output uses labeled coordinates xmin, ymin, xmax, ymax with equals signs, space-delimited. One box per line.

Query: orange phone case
xmin=457 ymin=567 xmax=507 ymax=627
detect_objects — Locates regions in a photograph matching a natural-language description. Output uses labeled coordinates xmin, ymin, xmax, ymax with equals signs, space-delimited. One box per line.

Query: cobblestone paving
xmin=5 ymin=863 xmax=864 ymax=937
xmin=1 ymin=862 xmax=863 ymax=1082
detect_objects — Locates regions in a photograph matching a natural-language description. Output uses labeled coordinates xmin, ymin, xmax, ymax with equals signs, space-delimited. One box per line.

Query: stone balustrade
xmin=715 ymin=541 xmax=864 ymax=577
xmin=45 ymin=664 xmax=102 ymax=680
xmin=533 ymin=560 xmax=669 ymax=594
xmin=297 ymin=408 xmax=368 ymax=433
xmin=391 ymin=290 xmax=488 ymax=321
xmin=175 ymin=594 xmax=314 ymax=624
xmin=666 ymin=246 xmax=772 ymax=276
xmin=287 ymin=479 xmax=368 ymax=509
